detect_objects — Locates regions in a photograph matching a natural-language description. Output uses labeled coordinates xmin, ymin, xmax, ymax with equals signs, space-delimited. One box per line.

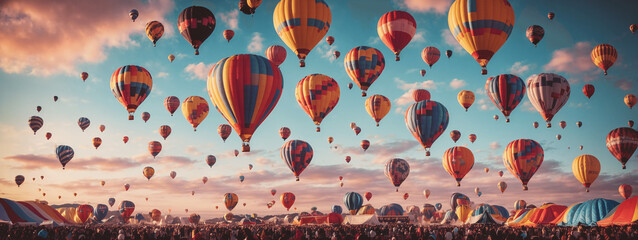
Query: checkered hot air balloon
xmin=503 ymin=139 xmax=544 ymax=190
xmin=295 ymin=74 xmax=340 ymax=132
xmin=110 ymin=65 xmax=152 ymax=120
xmin=281 ymin=140 xmax=313 ymax=181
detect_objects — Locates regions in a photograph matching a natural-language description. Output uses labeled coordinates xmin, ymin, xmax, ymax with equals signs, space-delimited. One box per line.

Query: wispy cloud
xmin=247 ymin=33 xmax=264 ymax=53
xmin=544 ymin=42 xmax=595 ymax=74
xmin=157 ymin=72 xmax=169 ymax=78
xmin=219 ymin=9 xmax=239 ymax=30
xmin=440 ymin=29 xmax=464 ymax=54
xmin=449 ymin=78 xmax=466 ymax=89
xmin=394 ymin=0 xmax=452 ymax=14
xmin=0 ymin=0 xmax=174 ymax=76
xmin=184 ymin=62 xmax=214 ymax=81
xmin=509 ymin=62 xmax=533 ymax=75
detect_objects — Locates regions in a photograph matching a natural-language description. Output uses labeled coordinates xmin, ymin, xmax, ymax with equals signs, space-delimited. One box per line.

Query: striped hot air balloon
xmin=56 ymin=145 xmax=74 ymax=169
xmin=110 ymin=65 xmax=152 ymax=120
xmin=365 ymin=95 xmax=391 ymax=127
xmin=503 ymin=139 xmax=544 ymax=190
xmin=28 ymin=116 xmax=43 ymax=135
xmin=448 ymin=0 xmax=515 ymax=75
xmin=207 ymin=54 xmax=283 ymax=152
xmin=295 ymin=74 xmax=340 ymax=132
xmin=281 ymin=140 xmax=313 ymax=181
xmin=377 ymin=11 xmax=416 ymax=61
xmin=485 ymin=74 xmax=526 ymax=122
xmin=273 ymin=0 xmax=331 ymax=67
xmin=591 ymin=44 xmax=617 ymax=75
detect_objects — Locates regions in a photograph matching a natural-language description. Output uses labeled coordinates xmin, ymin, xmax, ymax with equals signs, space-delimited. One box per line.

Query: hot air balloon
xmin=485 ymin=168 xmax=490 ymax=173
xmin=170 ymin=171 xmax=176 ymax=179
xmin=446 ymin=50 xmax=453 ymax=58
xmin=142 ymin=112 xmax=150 ymax=123
xmin=631 ymin=24 xmax=637 ymax=34
xmin=295 ymin=74 xmax=340 ymax=132
xmin=281 ymin=192 xmax=296 ymax=211
xmin=158 ymin=125 xmax=172 ymax=140
xmin=435 ymin=203 xmax=442 ymax=210
xmin=572 ymin=155 xmax=600 ymax=192
xmin=97 ymin=125 xmax=105 ymax=133
xmin=239 ymin=175 xmax=245 ymax=182
xmin=450 ymin=130 xmax=461 ymax=143
xmin=527 ymin=73 xmax=570 ymax=128
xmin=420 ymin=69 xmax=426 ymax=77
xmin=442 ymin=146 xmax=474 ymax=186
xmin=361 ymin=140 xmax=370 ymax=151
xmin=168 ymin=54 xmax=175 ymax=63
xmin=365 ymin=192 xmax=372 ymax=201
xmin=559 ymin=121 xmax=567 ymax=129
xmin=485 ymin=74 xmax=526 ymax=122
xmin=619 ymin=184 xmax=632 ymax=199
xmin=78 ymin=117 xmax=90 ymax=131
xmin=347 ymin=83 xmax=353 ymax=90
xmin=223 ymin=212 xmax=232 ymax=221
xmin=94 ymin=204 xmax=109 ymax=222
xmin=181 ymin=96 xmax=209 ymax=131
xmin=119 ymin=201 xmax=135 ymax=223
xmin=448 ymin=0 xmax=515 ymax=75
xmin=207 ymin=54 xmax=283 ymax=152
xmin=344 ymin=46 xmax=385 ymax=97
xmin=56 ymin=145 xmax=74 ymax=169
xmin=413 ymin=89 xmax=431 ymax=102
xmin=191 ymin=191 xmax=195 ymax=196
xmin=526 ymin=25 xmax=544 ymax=47
xmin=378 ymin=11 xmax=416 ymax=61
xmin=515 ymin=200 xmax=527 ymax=210
xmin=149 ymin=209 xmax=161 ymax=222
xmin=265 ymin=45 xmax=287 ymax=66
xmin=503 ymin=139 xmax=544 ymax=190
xmin=629 ymin=120 xmax=634 ymax=128
xmin=333 ymin=51 xmax=340 ymax=59
xmin=424 ymin=189 xmax=431 ymax=199
xmin=327 ymin=137 xmax=334 ymax=144
xmin=36 ymin=106 xmax=41 ymax=112
xmin=353 ymin=127 xmax=361 ymax=135
xmin=110 ymin=65 xmax=152 ymax=120
xmin=475 ymin=187 xmax=480 ymax=196
xmin=81 ymin=72 xmax=89 ymax=82
xmin=385 ymin=158 xmax=410 ymax=192
xmin=326 ymin=36 xmax=334 ymax=45
xmin=580 ymin=145 xmax=584 ymax=150
xmin=143 ymin=166 xmax=155 ymax=180
xmin=279 ymin=127 xmax=291 ymax=140
xmin=164 ymin=96 xmax=180 ymax=116
xmin=217 ymin=124 xmax=232 ymax=142
xmin=28 ymin=116 xmax=43 ymax=134
xmin=129 ymin=9 xmax=138 ymax=22
xmin=533 ymin=122 xmax=539 ymax=128
xmin=365 ymin=95 xmax=391 ymax=127
xmin=223 ymin=193 xmax=238 ymax=211
xmin=223 ymin=29 xmax=234 ymax=42
xmin=497 ymin=181 xmax=507 ymax=193
xmin=234 ymin=149 xmax=239 ymax=157
xmin=273 ymin=0 xmax=331 ymax=67
xmin=124 ymin=184 xmax=130 ymax=191
xmin=92 ymin=137 xmax=102 ymax=149
xmin=14 ymin=175 xmax=24 ymax=187
xmin=206 ymin=155 xmax=216 ymax=168
xmin=625 ymin=94 xmax=637 ymax=109
xmin=148 ymin=141 xmax=162 ymax=158
xmin=591 ymin=44 xmax=617 ymax=75
xmin=468 ymin=134 xmax=477 ymax=143
xmin=340 ymin=182 xmax=344 ymax=188
xmin=403 ymin=193 xmax=409 ymax=200
xmin=421 ymin=47 xmax=440 ymax=68
xmin=582 ymin=85 xmax=595 ymax=99
xmin=405 ymin=100 xmax=449 ymax=156
xmin=498 ymin=170 xmax=504 ymax=177
xmin=122 ymin=136 xmax=129 ymax=144
xmin=281 ymin=140 xmax=313 ymax=181
xmin=177 ymin=6 xmax=216 ymax=55
xmin=271 ymin=189 xmax=277 ymax=196
xmin=450 ymin=192 xmax=470 ymax=210
xmin=457 ymin=90 xmax=475 ymax=111
xmin=344 ymin=192 xmax=363 ymax=214
xmin=547 ymin=12 xmax=555 ymax=21
xmin=100 ymin=180 xmax=105 ymax=186
xmin=202 ymin=177 xmax=208 ymax=184
xmin=76 ymin=204 xmax=94 ymax=224
xmin=606 ymin=127 xmax=638 ymax=169
xmin=345 ymin=156 xmax=351 ymax=163
xmin=145 ymin=21 xmax=164 ymax=47
xmin=53 ymin=96 xmax=58 ymax=102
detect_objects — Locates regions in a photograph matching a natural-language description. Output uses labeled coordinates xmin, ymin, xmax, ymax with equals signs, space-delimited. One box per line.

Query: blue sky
xmin=0 ymin=0 xmax=637 ymax=218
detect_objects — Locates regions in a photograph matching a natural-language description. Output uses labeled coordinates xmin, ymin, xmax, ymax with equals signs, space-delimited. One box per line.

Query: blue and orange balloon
xmin=281 ymin=140 xmax=313 ymax=181
xmin=207 ymin=54 xmax=283 ymax=152
xmin=405 ymin=100 xmax=449 ymax=156
xmin=485 ymin=74 xmax=526 ymax=122
xmin=344 ymin=46 xmax=385 ymax=97
xmin=110 ymin=65 xmax=152 ymax=120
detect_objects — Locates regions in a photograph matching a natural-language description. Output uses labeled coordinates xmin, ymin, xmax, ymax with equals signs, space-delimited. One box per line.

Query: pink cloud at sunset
xmin=0 ymin=0 xmax=174 ymax=76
